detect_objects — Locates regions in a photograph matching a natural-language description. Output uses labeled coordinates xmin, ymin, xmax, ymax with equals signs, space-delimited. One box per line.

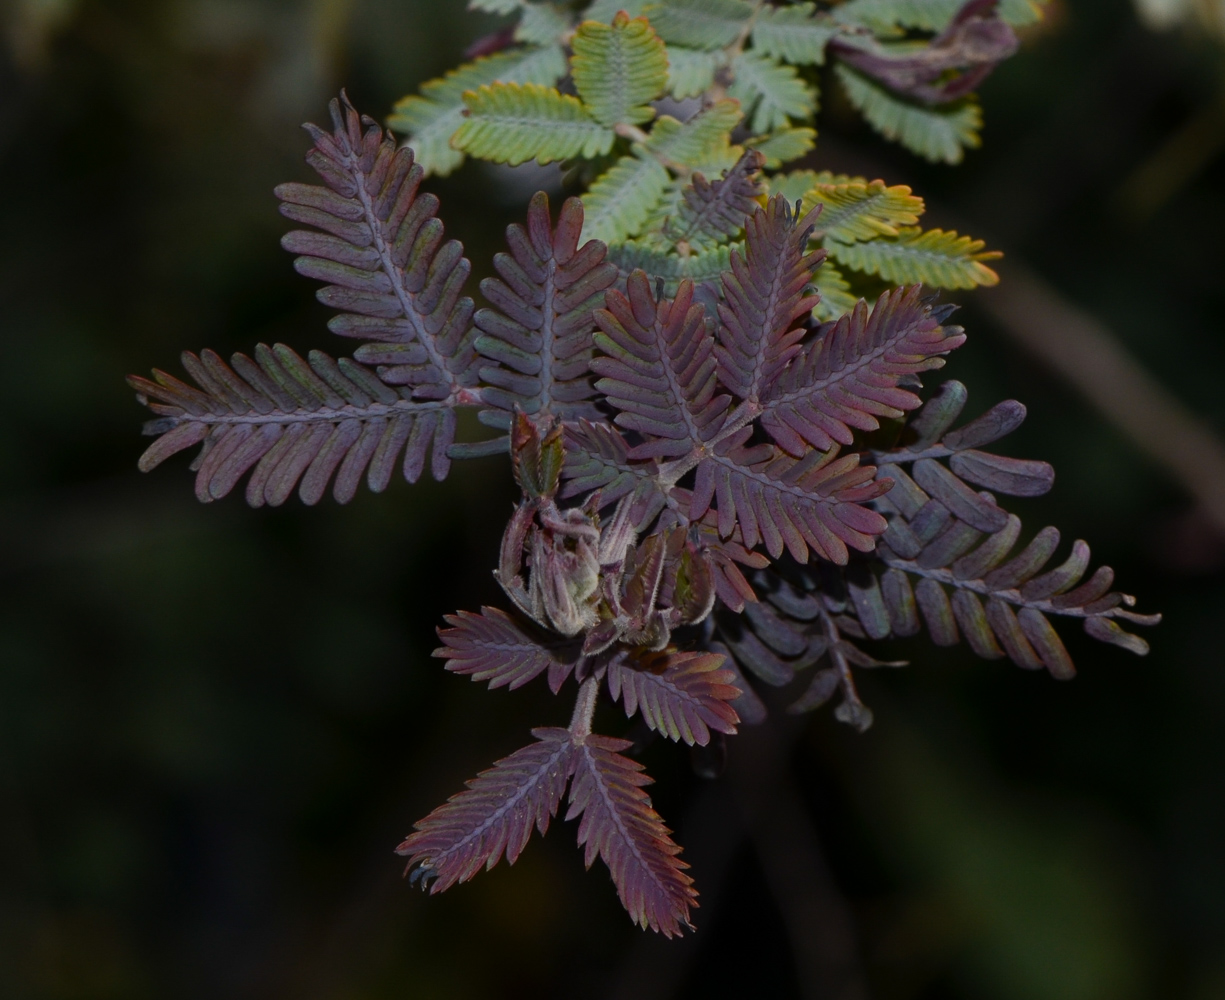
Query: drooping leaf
xmin=834 ymin=63 xmax=981 ymax=164
xmin=581 ymin=153 xmax=672 ymax=244
xmin=567 ymin=734 xmax=697 ymax=936
xmin=758 ymin=285 xmax=967 ymax=455
xmin=728 ymin=52 xmax=816 ymax=133
xmin=454 ymin=82 xmax=616 ymax=164
xmin=802 ymin=179 xmax=925 ymax=243
xmin=714 ymin=194 xmax=823 ymax=404
xmin=129 ymin=344 xmax=466 ymax=505
xmin=572 ymin=12 xmax=669 ymax=127
xmin=751 ymin=2 xmax=840 ymax=64
xmin=388 ymin=46 xmax=567 ymax=176
xmin=592 ymin=273 xmax=731 ymax=459
xmin=827 ymin=226 xmax=1001 ymax=289
xmin=434 ymin=606 xmax=582 ymax=693
xmin=397 ymin=728 xmax=578 ymax=892
xmin=607 ymin=649 xmax=741 ymax=745
xmin=645 ymin=0 xmax=754 ymax=50
xmin=475 ymin=192 xmax=618 ymax=428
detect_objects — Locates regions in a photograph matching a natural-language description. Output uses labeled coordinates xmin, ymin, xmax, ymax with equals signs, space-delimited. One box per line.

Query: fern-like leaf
xmin=592 ymin=273 xmax=730 ymax=459
xmin=387 ymin=47 xmax=567 ymax=176
xmin=645 ymin=0 xmax=754 ymax=50
xmin=434 ymin=606 xmax=582 ymax=694
xmin=714 ymin=194 xmax=824 ymax=404
xmin=397 ymin=728 xmax=578 ymax=892
xmin=759 ymin=286 xmax=966 ymax=455
xmin=453 ymin=82 xmax=616 ymax=165
xmin=567 ymin=734 xmax=697 ymax=936
xmin=834 ymin=63 xmax=981 ymax=164
xmin=802 ymin=178 xmax=925 ymax=243
xmin=571 ymin=12 xmax=669 ymax=127
xmin=664 ymin=45 xmax=719 ymax=97
xmin=811 ymin=259 xmax=858 ymax=321
xmin=645 ymin=99 xmax=743 ymax=171
xmin=728 ymin=52 xmax=817 ymax=133
xmin=474 ymin=192 xmax=618 ymax=429
xmin=746 ymin=126 xmax=817 ymax=169
xmin=694 ymin=435 xmax=891 ymax=563
xmin=828 ymin=226 xmax=1001 ymax=289
xmin=129 ymin=345 xmax=460 ymax=504
xmin=607 ymin=649 xmax=740 ymax=745
xmin=561 ymin=419 xmax=670 ymax=526
xmin=666 ymin=149 xmax=766 ymax=253
xmin=581 ymin=153 xmax=672 ymax=244
xmin=278 ymin=95 xmax=480 ymax=402
xmin=751 ymin=3 xmax=839 ymax=64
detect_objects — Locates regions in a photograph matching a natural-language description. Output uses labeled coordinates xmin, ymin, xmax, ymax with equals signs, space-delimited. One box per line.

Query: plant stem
xmin=569 ymin=676 xmax=600 ymax=740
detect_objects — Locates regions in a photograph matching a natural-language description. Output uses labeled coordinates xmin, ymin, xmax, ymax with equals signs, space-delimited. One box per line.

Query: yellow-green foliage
xmin=801 ymin=180 xmax=925 ymax=243
xmin=827 ymin=228 xmax=1002 ymax=289
xmin=572 ymin=13 xmax=669 ymax=128
xmin=454 ymin=83 xmax=616 ymax=165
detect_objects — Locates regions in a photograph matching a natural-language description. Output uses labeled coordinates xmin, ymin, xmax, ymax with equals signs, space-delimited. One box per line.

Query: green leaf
xmin=751 ymin=3 xmax=839 ymax=65
xmin=454 ymin=83 xmax=616 ymax=165
xmin=581 ymin=153 xmax=672 ymax=243
xmin=644 ymin=0 xmax=754 ymax=50
xmin=665 ymin=45 xmax=719 ymax=98
xmin=645 ymin=98 xmax=742 ymax=169
xmin=584 ymin=0 xmax=651 ymax=20
xmin=802 ymin=179 xmax=925 ymax=242
xmin=746 ymin=126 xmax=816 ymax=169
xmin=834 ymin=64 xmax=981 ymax=165
xmin=728 ymin=52 xmax=816 ymax=133
xmin=470 ymin=0 xmax=523 ymax=13
xmin=827 ymin=227 xmax=1001 ymax=289
xmin=515 ymin=2 xmax=573 ymax=43
xmin=834 ymin=0 xmax=1047 ymax=32
xmin=605 ymin=240 xmax=735 ymax=294
xmin=388 ymin=47 xmax=566 ymax=176
xmin=768 ymin=169 xmax=870 ymax=202
xmin=572 ymin=12 xmax=669 ymax=128
xmin=812 ymin=259 xmax=858 ymax=322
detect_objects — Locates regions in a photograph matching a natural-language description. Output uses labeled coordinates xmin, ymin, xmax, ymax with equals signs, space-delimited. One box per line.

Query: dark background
xmin=1 ymin=1 xmax=1223 ymax=997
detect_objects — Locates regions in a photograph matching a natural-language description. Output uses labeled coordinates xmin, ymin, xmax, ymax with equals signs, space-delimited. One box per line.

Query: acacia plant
xmin=127 ymin=0 xmax=1158 ymax=936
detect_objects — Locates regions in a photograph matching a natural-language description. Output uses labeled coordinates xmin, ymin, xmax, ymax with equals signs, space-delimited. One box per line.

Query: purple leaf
xmin=567 ymin=734 xmax=697 ymax=936
xmin=667 ymin=149 xmax=766 ymax=251
xmin=475 ymin=192 xmax=617 ymax=429
xmin=607 ymin=649 xmax=740 ymax=746
xmin=760 ymin=285 xmax=966 ymax=454
xmin=434 ymin=606 xmax=582 ymax=694
xmin=714 ymin=195 xmax=824 ymax=405
xmin=396 ymin=728 xmax=577 ymax=892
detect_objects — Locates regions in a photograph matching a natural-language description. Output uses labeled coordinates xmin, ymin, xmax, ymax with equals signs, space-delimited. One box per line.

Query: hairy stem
xmin=569 ymin=675 xmax=600 ymax=740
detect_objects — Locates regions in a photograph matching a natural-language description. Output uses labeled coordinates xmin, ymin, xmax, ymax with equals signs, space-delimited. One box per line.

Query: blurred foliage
xmin=0 ymin=0 xmax=1223 ymax=998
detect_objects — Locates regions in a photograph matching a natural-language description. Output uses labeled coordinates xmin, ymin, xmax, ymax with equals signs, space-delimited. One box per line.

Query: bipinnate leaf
xmin=278 ymin=95 xmax=480 ymax=402
xmin=592 ymin=273 xmax=731 ymax=460
xmin=129 ymin=344 xmax=460 ymax=505
xmin=435 ymin=606 xmax=582 ymax=694
xmin=453 ymin=82 xmax=616 ymax=165
xmin=828 ymin=226 xmax=1001 ymax=289
xmin=607 ymin=649 xmax=740 ymax=745
xmin=388 ymin=46 xmax=568 ymax=176
xmin=567 ymin=734 xmax=697 ymax=935
xmin=715 ymin=194 xmax=824 ymax=404
xmin=397 ymin=728 xmax=578 ymax=892
xmin=571 ymin=12 xmax=669 ymax=128
xmin=475 ymin=192 xmax=618 ymax=428
xmin=759 ymin=285 xmax=967 ymax=455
